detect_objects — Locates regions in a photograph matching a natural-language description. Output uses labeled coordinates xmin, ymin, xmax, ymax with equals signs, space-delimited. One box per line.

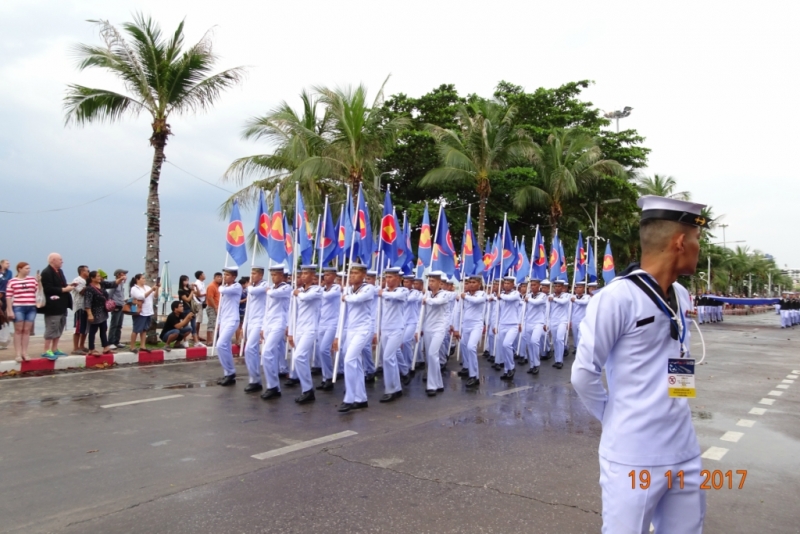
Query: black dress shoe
xmin=310 ymin=367 xmax=322 ymax=376
xmin=218 ymin=374 xmax=236 ymax=386
xmin=492 ymin=363 xmax=503 ymax=371
xmin=426 ymin=389 xmax=437 ymax=397
xmin=295 ymin=390 xmax=316 ymax=404
xmin=353 ymin=401 xmax=368 ymax=409
xmin=244 ymin=383 xmax=263 ymax=393
xmin=364 ymin=373 xmax=376 ymax=383
xmin=488 ymin=356 xmax=495 ymax=363
xmin=284 ymin=377 xmax=300 ymax=387
xmin=260 ymin=387 xmax=281 ymax=400
xmin=400 ymin=374 xmax=411 ymax=386
xmin=316 ymin=379 xmax=334 ymax=391
xmin=466 ymin=377 xmax=480 ymax=388
xmin=440 ymin=364 xmax=447 ymax=372
xmin=482 ymin=350 xmax=490 ymax=358
xmin=531 ymin=366 xmax=540 ymax=374
xmin=457 ymin=368 xmax=469 ymax=377
xmin=553 ymin=362 xmax=563 ymax=369
xmin=279 ymin=372 xmax=289 ymax=378
xmin=338 ymin=402 xmax=354 ymax=413
xmin=500 ymin=369 xmax=515 ymax=380
xmin=379 ymin=393 xmax=398 ymax=403
xmin=436 ymin=387 xmax=444 ymax=393
xmin=375 ymin=366 xmax=384 ymax=376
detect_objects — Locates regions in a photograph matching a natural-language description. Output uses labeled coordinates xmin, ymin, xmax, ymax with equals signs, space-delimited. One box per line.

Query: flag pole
xmin=492 ymin=214 xmax=508 ymax=357
xmin=454 ymin=205 xmax=471 ymax=363
xmin=481 ymin=235 xmax=495 ymax=354
xmin=411 ymin=201 xmax=443 ymax=370
xmin=332 ymin=184 xmax=358 ymax=383
xmin=516 ymin=226 xmax=539 ymax=355
xmin=241 ymin=190 xmax=269 ymax=359
xmin=566 ymin=233 xmax=581 ymax=352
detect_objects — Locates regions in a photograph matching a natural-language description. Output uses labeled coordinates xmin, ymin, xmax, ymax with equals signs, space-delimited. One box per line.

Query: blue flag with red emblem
xmin=602 ymin=241 xmax=616 ymax=284
xmin=255 ymin=190 xmax=270 ymax=250
xmin=225 ymin=199 xmax=248 ymax=266
xmin=379 ymin=189 xmax=399 ymax=266
xmin=531 ymin=227 xmax=547 ymax=281
xmin=318 ymin=198 xmax=339 ymax=265
xmin=558 ymin=239 xmax=568 ymax=282
xmin=586 ymin=238 xmax=597 ymax=283
xmin=283 ymin=213 xmax=294 ymax=273
xmin=548 ymin=232 xmax=562 ymax=282
xmin=417 ymin=204 xmax=432 ymax=267
xmin=514 ymin=236 xmax=531 ymax=285
xmin=461 ymin=209 xmax=482 ymax=277
xmin=574 ymin=231 xmax=587 ymax=284
xmin=355 ymin=187 xmax=373 ymax=265
xmin=341 ymin=187 xmax=360 ymax=264
xmin=431 ymin=205 xmax=455 ymax=276
xmin=499 ymin=218 xmax=517 ymax=275
xmin=267 ymin=188 xmax=286 ymax=264
xmin=295 ymin=188 xmax=314 ymax=265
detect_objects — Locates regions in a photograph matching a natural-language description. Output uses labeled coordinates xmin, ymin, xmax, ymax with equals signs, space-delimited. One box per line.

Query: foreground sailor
xmin=419 ymin=271 xmax=449 ymax=396
xmin=216 ymin=267 xmax=242 ymax=386
xmin=378 ymin=267 xmax=408 ymax=402
xmin=572 ymin=195 xmax=708 ymax=534
xmin=243 ymin=267 xmax=268 ymax=393
xmin=260 ymin=266 xmax=291 ymax=400
xmin=314 ymin=267 xmax=340 ymax=391
xmin=287 ymin=265 xmax=323 ymax=404
xmin=455 ymin=274 xmax=486 ymax=388
xmin=522 ymin=277 xmax=547 ymax=375
xmin=333 ymin=263 xmax=375 ymax=413
xmin=495 ymin=275 xmax=521 ymax=380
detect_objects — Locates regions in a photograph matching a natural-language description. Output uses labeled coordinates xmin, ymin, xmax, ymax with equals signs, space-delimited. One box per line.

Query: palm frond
xmin=64 ymin=85 xmax=143 ymax=125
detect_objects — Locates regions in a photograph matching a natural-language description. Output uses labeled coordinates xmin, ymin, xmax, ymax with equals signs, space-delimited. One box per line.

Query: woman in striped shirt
xmin=5 ymin=262 xmax=38 ymax=362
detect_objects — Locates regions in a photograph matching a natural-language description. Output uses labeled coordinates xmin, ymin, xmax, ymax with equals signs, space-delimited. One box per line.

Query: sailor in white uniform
xmin=454 ymin=274 xmax=486 ymax=388
xmin=314 ymin=267 xmax=340 ymax=391
xmin=378 ymin=267 xmax=408 ymax=402
xmin=259 ymin=266 xmax=291 ymax=400
xmin=539 ymin=280 xmax=552 ymax=359
xmin=495 ymin=275 xmax=521 ymax=380
xmin=399 ymin=275 xmax=421 ymax=384
xmin=216 ymin=267 xmax=242 ymax=386
xmin=570 ymin=283 xmax=590 ymax=353
xmin=522 ymin=277 xmax=547 ymax=375
xmin=334 ymin=263 xmax=375 ymax=413
xmin=243 ymin=266 xmax=268 ymax=393
xmin=419 ymin=271 xmax=449 ymax=396
xmin=287 ymin=265 xmax=323 ymax=404
xmin=548 ymin=280 xmax=571 ymax=369
xmin=362 ymin=270 xmax=379 ymax=381
xmin=440 ymin=278 xmax=457 ymax=368
xmin=572 ymin=195 xmax=709 ymax=534
xmin=485 ymin=280 xmax=499 ymax=361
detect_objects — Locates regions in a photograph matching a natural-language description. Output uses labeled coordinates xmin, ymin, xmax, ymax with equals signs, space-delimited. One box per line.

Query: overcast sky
xmin=1 ymin=0 xmax=798 ymax=284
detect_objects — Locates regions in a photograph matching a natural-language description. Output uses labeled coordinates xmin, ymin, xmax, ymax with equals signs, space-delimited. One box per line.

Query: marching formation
xmin=779 ymin=293 xmax=799 ymax=328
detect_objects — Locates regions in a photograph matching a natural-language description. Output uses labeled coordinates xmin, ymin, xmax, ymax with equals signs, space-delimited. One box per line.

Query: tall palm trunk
xmin=145 ymin=119 xmax=169 ymax=343
xmin=476 ymin=175 xmax=491 ymax=246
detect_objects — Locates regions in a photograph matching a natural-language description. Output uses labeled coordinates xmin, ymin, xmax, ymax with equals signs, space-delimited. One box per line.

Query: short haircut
xmin=639 ymin=219 xmax=692 ymax=254
xmin=171 ymin=300 xmax=182 ymax=311
xmin=214 ymin=272 xmax=222 ymax=278
xmin=78 ymin=265 xmax=88 ymax=274
xmin=195 ymin=271 xmax=203 ymax=279
xmin=239 ymin=276 xmax=250 ymax=284
xmin=88 ymin=270 xmax=99 ymax=280
xmin=16 ymin=261 xmax=29 ymax=272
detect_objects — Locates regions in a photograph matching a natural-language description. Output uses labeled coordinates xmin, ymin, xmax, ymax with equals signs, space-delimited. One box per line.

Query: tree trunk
xmin=477 ymin=194 xmax=487 ymax=247
xmin=144 ymin=139 xmax=165 ymax=344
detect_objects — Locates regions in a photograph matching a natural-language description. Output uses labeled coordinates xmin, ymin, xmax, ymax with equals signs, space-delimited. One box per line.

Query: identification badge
xmin=667 ymin=358 xmax=696 ymax=398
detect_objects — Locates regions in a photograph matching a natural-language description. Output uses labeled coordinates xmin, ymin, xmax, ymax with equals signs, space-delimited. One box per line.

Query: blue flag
xmin=586 ymin=238 xmax=597 ymax=283
xmin=283 ymin=214 xmax=294 ymax=273
xmin=267 ymin=188 xmax=286 ymax=264
xmin=255 ymin=190 xmax=270 ymax=250
xmin=296 ymin=189 xmax=314 ymax=265
xmin=318 ymin=200 xmax=339 ymax=265
xmin=379 ymin=189 xmax=399 ymax=266
xmin=558 ymin=240 xmax=568 ymax=283
xmin=356 ymin=187 xmax=373 ymax=265
xmin=431 ymin=206 xmax=456 ymax=276
xmin=574 ymin=231 xmax=587 ymax=284
xmin=343 ymin=189 xmax=360 ymax=264
xmin=417 ymin=204 xmax=432 ymax=268
xmin=549 ymin=233 xmax=562 ymax=282
xmin=462 ymin=213 xmax=482 ymax=277
xmin=226 ymin=199 xmax=248 ymax=266
xmin=602 ymin=241 xmax=616 ymax=284
xmin=514 ymin=236 xmax=531 ymax=285
xmin=531 ymin=228 xmax=547 ymax=281
xmin=500 ymin=220 xmax=517 ymax=275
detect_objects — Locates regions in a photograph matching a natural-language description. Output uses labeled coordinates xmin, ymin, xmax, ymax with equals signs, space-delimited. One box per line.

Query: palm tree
xmin=64 ymin=15 xmax=246 ymax=282
xmin=514 ymin=129 xmax=625 ymax=233
xmin=634 ymin=173 xmax=691 ymax=200
xmin=420 ymin=99 xmax=537 ymax=244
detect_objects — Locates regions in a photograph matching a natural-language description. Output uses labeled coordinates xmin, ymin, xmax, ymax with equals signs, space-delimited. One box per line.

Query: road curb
xmin=0 ymin=345 xmax=242 ymax=377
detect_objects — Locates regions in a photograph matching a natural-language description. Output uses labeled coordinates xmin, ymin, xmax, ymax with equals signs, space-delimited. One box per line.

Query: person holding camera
xmin=129 ymin=274 xmax=159 ymax=353
xmin=160 ymin=301 xmax=194 ymax=350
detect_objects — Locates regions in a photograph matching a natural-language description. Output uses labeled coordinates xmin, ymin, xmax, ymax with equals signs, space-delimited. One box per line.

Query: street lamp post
xmin=582 ymin=198 xmax=621 ymax=278
xmin=718 ymin=223 xmax=729 ymax=249
xmin=603 ymin=107 xmax=633 ymax=133
xmin=375 ymin=170 xmax=398 ymax=192
xmin=706 ymin=239 xmax=745 ymax=293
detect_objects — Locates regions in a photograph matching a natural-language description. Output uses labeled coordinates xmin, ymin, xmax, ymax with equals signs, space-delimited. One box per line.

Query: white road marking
xmin=759 ymin=398 xmax=776 ymax=405
xmin=702 ymin=447 xmax=729 ymax=461
xmin=100 ymin=394 xmax=184 ymax=409
xmin=493 ymin=386 xmax=534 ymax=396
xmin=251 ymin=430 xmax=358 ymax=460
xmin=749 ymin=407 xmax=767 ymax=415
xmin=787 ymin=375 xmax=799 ymax=379
xmin=782 ymin=380 xmax=795 ymax=384
xmin=768 ymin=390 xmax=783 ymax=396
xmin=150 ymin=440 xmax=171 ymax=447
xmin=736 ymin=419 xmax=756 ymax=428
xmin=776 ymin=384 xmax=790 ymax=389
xmin=720 ymin=431 xmax=744 ymax=443
xmin=792 ymin=371 xmax=800 ymax=375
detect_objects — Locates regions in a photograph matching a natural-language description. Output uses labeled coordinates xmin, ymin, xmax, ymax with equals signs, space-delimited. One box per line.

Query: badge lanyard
xmin=638 ymin=276 xmax=687 ymax=355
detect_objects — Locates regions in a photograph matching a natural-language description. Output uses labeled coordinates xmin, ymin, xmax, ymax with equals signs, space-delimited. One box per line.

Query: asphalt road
xmin=0 ymin=312 xmax=797 ymax=533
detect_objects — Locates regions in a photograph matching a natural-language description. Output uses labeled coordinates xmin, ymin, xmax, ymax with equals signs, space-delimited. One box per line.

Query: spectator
xmin=5 ymin=262 xmax=38 ymax=362
xmin=178 ymin=275 xmax=204 ymax=347
xmin=160 ymin=301 xmax=194 ymax=350
xmin=107 ymin=269 xmax=128 ymax=349
xmin=193 ymin=271 xmax=207 ymax=341
xmin=205 ymin=272 xmax=222 ymax=343
xmin=71 ymin=265 xmax=90 ymax=355
xmin=0 ymin=259 xmax=12 ymax=350
xmin=236 ymin=276 xmax=250 ymax=345
xmin=84 ymin=270 xmax=113 ymax=355
xmin=129 ymin=273 xmax=159 ymax=353
xmin=39 ymin=253 xmax=75 ymax=360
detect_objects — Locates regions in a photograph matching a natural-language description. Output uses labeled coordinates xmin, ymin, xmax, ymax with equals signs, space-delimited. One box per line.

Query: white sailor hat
xmin=403 ymin=274 xmax=415 ymax=279
xmin=503 ymin=275 xmax=516 ymax=282
xmin=553 ymin=279 xmax=566 ymax=285
xmin=366 ymin=270 xmax=378 ymax=277
xmin=336 ymin=271 xmax=346 ymax=277
xmin=322 ymin=266 xmax=337 ymax=273
xmin=384 ymin=267 xmax=402 ymax=275
xmin=300 ymin=264 xmax=318 ymax=271
xmin=587 ymin=282 xmax=598 ymax=287
xmin=541 ymin=279 xmax=551 ymax=286
xmin=529 ymin=276 xmax=541 ymax=282
xmin=268 ymin=265 xmax=285 ymax=272
xmin=467 ymin=273 xmax=483 ymax=281
xmin=637 ymin=195 xmax=711 ymax=228
xmin=349 ymin=262 xmax=368 ymax=271
xmin=250 ymin=265 xmax=265 ymax=271
xmin=222 ymin=267 xmax=238 ymax=274
xmin=427 ymin=270 xmax=444 ymax=280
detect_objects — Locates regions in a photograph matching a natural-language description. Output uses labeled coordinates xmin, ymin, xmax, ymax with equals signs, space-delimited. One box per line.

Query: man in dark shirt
xmin=160 ymin=301 xmax=194 ymax=349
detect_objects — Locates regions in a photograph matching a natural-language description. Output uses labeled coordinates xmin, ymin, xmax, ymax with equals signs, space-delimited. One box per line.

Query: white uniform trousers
xmin=600 ymin=455 xmax=706 ymax=534
xmin=314 ymin=327 xmax=336 ymax=380
xmin=498 ymin=325 xmax=517 ymax=372
xmin=291 ymin=330 xmax=316 ymax=392
xmin=244 ymin=324 xmax=263 ymax=384
xmin=460 ymin=322 xmax=482 ymax=378
xmin=342 ymin=329 xmax=370 ymax=404
xmin=216 ymin=322 xmax=237 ymax=377
xmin=399 ymin=324 xmax=415 ymax=376
xmin=422 ymin=329 xmax=445 ymax=391
xmin=553 ymin=322 xmax=568 ymax=364
xmin=380 ymin=329 xmax=404 ymax=395
xmin=780 ymin=310 xmax=789 ymax=327
xmin=541 ymin=328 xmax=551 ymax=356
xmin=487 ymin=328 xmax=496 ymax=356
xmin=261 ymin=329 xmax=285 ymax=390
xmin=524 ymin=323 xmax=545 ymax=367
xmin=571 ymin=319 xmax=583 ymax=353
xmin=361 ymin=331 xmax=376 ymax=375
xmin=440 ymin=332 xmax=451 ymax=365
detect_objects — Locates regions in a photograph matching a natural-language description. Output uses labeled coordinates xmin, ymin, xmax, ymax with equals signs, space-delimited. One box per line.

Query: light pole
xmin=582 ymin=198 xmax=620 ymax=279
xmin=603 ymin=107 xmax=633 ymax=133
xmin=706 ymin=240 xmax=744 ymax=293
xmin=375 ymin=170 xmax=397 ymax=192
xmin=718 ymin=223 xmax=729 ymax=249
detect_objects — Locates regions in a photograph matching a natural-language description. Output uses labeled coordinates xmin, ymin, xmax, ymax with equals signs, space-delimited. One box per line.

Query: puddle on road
xmin=693 ymin=410 xmax=714 ymax=420
xmin=156 ymin=381 xmax=216 ymax=390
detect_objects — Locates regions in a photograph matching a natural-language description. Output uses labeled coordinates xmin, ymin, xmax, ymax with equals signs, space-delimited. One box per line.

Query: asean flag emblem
xmin=338 ymin=226 xmax=346 ymax=248
xmin=358 ymin=210 xmax=368 ymax=239
xmin=535 ymin=244 xmax=546 ymax=266
xmin=381 ymin=214 xmax=397 ymax=244
xmin=464 ymin=230 xmax=474 ymax=254
xmin=549 ymin=249 xmax=559 ymax=268
xmin=270 ymin=212 xmax=284 ymax=241
xmin=515 ymin=252 xmax=524 ymax=270
xmin=419 ymin=225 xmax=431 ymax=248
xmin=578 ymin=247 xmax=586 ymax=265
xmin=258 ymin=213 xmax=270 ymax=240
xmin=284 ymin=234 xmax=294 ymax=255
xmin=321 ymin=236 xmax=333 ymax=248
xmin=482 ymin=253 xmax=493 ymax=268
xmin=445 ymin=231 xmax=455 ymax=253
xmin=227 ymin=221 xmax=245 ymax=247
xmin=603 ymin=254 xmax=615 ymax=271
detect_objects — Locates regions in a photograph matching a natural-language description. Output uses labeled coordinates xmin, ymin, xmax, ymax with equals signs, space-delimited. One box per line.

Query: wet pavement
xmin=0 ymin=313 xmax=797 ymax=533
